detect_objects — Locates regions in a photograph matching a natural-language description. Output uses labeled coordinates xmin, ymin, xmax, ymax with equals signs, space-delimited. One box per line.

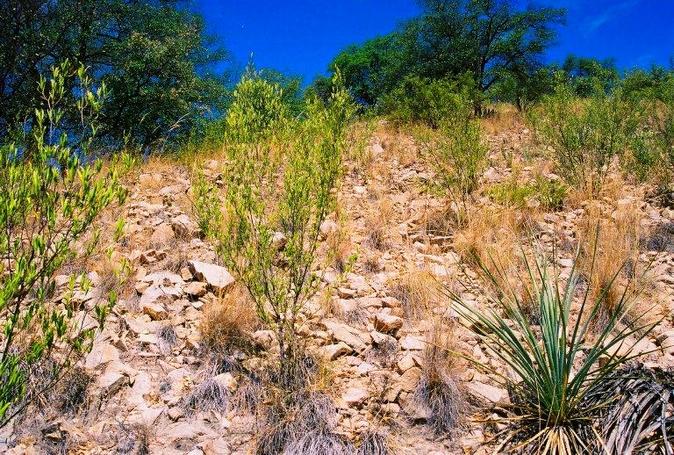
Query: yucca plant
xmin=592 ymin=365 xmax=674 ymax=454
xmin=444 ymin=249 xmax=661 ymax=454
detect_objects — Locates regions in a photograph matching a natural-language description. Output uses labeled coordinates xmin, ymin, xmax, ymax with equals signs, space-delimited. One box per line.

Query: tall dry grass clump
xmin=577 ymin=199 xmax=645 ymax=324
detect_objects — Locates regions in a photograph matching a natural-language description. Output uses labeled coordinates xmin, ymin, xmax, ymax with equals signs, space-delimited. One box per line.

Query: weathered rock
xmin=85 ymin=342 xmax=121 ymax=369
xmin=322 ymin=319 xmax=372 ymax=352
xmin=185 ymin=281 xmax=208 ymax=298
xmin=468 ymin=381 xmax=507 ymax=403
xmin=188 ymin=260 xmax=235 ymax=293
xmin=252 ymin=330 xmax=276 ymax=350
xmin=341 ymin=386 xmax=369 ymax=408
xmin=373 ymin=311 xmax=403 ymax=335
xmin=151 ymin=223 xmax=175 ymax=245
xmin=400 ymin=335 xmax=425 ymax=351
xmin=320 ymin=342 xmax=353 ymax=361
xmin=171 ymin=214 xmax=196 ymax=238
xmin=398 ymin=367 xmax=422 ymax=393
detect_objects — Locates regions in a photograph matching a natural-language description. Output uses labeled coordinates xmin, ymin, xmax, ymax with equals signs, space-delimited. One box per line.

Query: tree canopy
xmin=0 ymin=0 xmax=228 ymax=150
xmin=322 ymin=0 xmax=565 ymax=110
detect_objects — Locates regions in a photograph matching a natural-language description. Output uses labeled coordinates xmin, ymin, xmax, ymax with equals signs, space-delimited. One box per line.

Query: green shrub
xmin=0 ymin=62 xmax=126 ymax=426
xmin=487 ymin=176 xmax=566 ymax=211
xmin=196 ymin=72 xmax=354 ymax=387
xmin=382 ymin=75 xmax=474 ymax=128
xmin=445 ymin=251 xmax=659 ymax=454
xmin=420 ymin=114 xmax=488 ymax=211
xmin=529 ymin=84 xmax=644 ymax=194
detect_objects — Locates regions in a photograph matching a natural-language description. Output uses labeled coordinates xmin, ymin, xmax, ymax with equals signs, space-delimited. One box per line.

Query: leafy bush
xmin=0 ymin=62 xmax=126 ymax=426
xmin=420 ymin=113 xmax=488 ymax=211
xmin=529 ymin=84 xmax=644 ymax=194
xmin=196 ymin=72 xmax=354 ymax=387
xmin=445 ymin=251 xmax=659 ymax=454
xmin=382 ymin=75 xmax=474 ymax=128
xmin=487 ymin=176 xmax=566 ymax=211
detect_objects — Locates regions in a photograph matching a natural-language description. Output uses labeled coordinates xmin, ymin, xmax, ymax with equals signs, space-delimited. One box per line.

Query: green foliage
xmin=197 ymin=72 xmax=355 ymax=387
xmin=562 ymin=55 xmax=620 ymax=97
xmin=487 ymin=176 xmax=566 ymax=211
xmin=0 ymin=0 xmax=228 ymax=149
xmin=382 ymin=75 xmax=475 ymax=128
xmin=445 ymin=251 xmax=659 ymax=454
xmin=326 ymin=34 xmax=407 ymax=106
xmin=529 ymin=84 xmax=644 ymax=193
xmin=420 ymin=109 xmax=488 ymax=209
xmin=321 ymin=0 xmax=565 ymax=112
xmin=0 ymin=62 xmax=126 ymax=426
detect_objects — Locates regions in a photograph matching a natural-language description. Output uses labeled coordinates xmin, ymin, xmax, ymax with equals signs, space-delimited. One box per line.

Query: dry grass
xmin=577 ymin=199 xmax=645 ymax=324
xmin=200 ymin=284 xmax=260 ymax=354
xmin=453 ymin=205 xmax=536 ymax=272
xmin=415 ymin=318 xmax=467 ymax=435
xmin=364 ymin=196 xmax=395 ymax=251
xmin=389 ymin=267 xmax=440 ymax=319
xmin=378 ymin=123 xmax=418 ymax=168
xmin=480 ymin=103 xmax=523 ymax=136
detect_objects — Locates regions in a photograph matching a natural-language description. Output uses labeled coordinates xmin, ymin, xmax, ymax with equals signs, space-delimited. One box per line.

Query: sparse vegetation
xmin=529 ymin=84 xmax=644 ymax=194
xmin=196 ymin=71 xmax=354 ymax=386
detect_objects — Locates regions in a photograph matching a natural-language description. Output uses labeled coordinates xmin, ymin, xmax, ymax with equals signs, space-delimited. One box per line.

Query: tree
xmin=0 ymin=0 xmax=228 ymax=150
xmin=319 ymin=0 xmax=565 ymax=113
xmin=407 ymin=0 xmax=565 ymax=107
xmin=329 ymin=34 xmax=409 ymax=106
xmin=561 ymin=55 xmax=619 ymax=97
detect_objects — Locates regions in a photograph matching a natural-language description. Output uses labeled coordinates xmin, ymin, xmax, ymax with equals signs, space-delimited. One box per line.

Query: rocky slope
xmin=5 ymin=120 xmax=674 ymax=454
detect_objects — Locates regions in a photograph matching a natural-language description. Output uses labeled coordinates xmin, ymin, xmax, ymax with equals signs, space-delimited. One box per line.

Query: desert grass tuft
xmin=357 ymin=429 xmax=394 ymax=455
xmin=389 ymin=268 xmax=440 ymax=320
xmin=183 ymin=376 xmax=230 ymax=415
xmin=256 ymin=389 xmax=346 ymax=455
xmin=200 ymin=284 xmax=259 ymax=355
xmin=415 ymin=319 xmax=466 ymax=435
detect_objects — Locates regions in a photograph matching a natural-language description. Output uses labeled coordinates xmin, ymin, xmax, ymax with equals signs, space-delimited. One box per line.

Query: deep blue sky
xmin=194 ymin=0 xmax=674 ymax=83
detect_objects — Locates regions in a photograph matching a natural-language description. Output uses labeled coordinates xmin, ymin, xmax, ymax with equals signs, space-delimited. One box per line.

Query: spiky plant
xmin=592 ymin=365 xmax=674 ymax=454
xmin=444 ymin=250 xmax=660 ymax=454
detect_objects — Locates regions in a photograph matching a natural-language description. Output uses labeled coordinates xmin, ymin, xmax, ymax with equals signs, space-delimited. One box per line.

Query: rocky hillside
xmin=5 ymin=119 xmax=674 ymax=454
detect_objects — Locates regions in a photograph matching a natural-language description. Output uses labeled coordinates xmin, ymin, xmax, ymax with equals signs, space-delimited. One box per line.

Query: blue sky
xmin=194 ymin=0 xmax=674 ymax=83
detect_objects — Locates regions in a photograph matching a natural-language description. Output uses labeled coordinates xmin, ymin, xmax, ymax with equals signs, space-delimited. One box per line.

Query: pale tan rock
xmin=188 ymin=260 xmax=235 ymax=293
xmin=320 ymin=342 xmax=353 ymax=360
xmin=374 ymin=311 xmax=403 ymax=335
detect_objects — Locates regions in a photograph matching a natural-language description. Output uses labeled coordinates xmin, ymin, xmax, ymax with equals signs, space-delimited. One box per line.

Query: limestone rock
xmin=320 ymin=342 xmax=353 ymax=361
xmin=468 ymin=381 xmax=507 ymax=403
xmin=151 ymin=223 xmax=175 ymax=245
xmin=188 ymin=260 xmax=235 ymax=293
xmin=373 ymin=311 xmax=403 ymax=335
xmin=322 ymin=319 xmax=372 ymax=352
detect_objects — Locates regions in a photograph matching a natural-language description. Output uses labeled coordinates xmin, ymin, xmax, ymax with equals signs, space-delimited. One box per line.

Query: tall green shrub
xmin=0 ymin=62 xmax=126 ymax=426
xmin=196 ymin=72 xmax=354 ymax=387
xmin=529 ymin=84 xmax=643 ymax=193
xmin=382 ymin=75 xmax=475 ymax=128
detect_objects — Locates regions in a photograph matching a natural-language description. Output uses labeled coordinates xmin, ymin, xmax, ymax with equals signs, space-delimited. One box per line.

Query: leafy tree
xmin=0 ymin=0 xmax=228 ymax=150
xmin=327 ymin=34 xmax=409 ymax=106
xmin=321 ymin=0 xmax=564 ymax=113
xmin=561 ymin=55 xmax=620 ymax=97
xmin=0 ymin=62 xmax=127 ymax=426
